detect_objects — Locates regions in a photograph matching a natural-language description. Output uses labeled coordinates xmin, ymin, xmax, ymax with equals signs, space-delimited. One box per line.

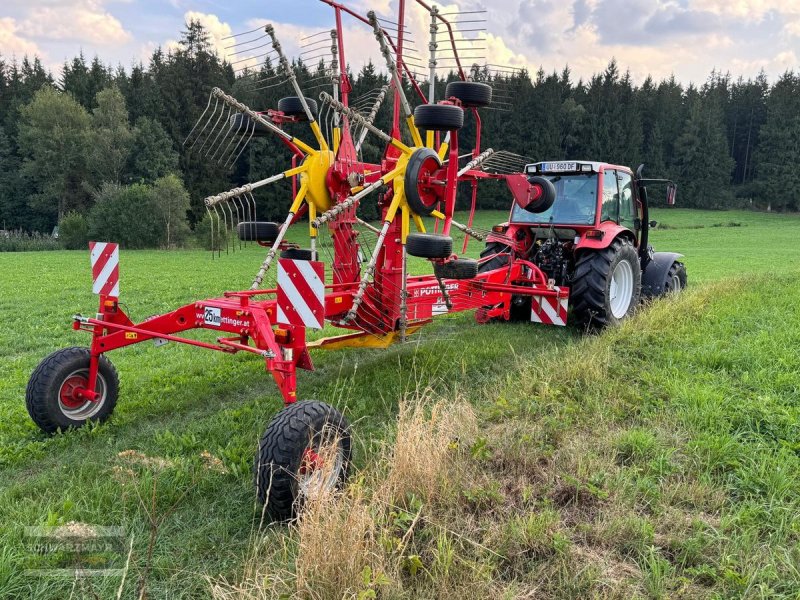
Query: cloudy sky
xmin=1 ymin=0 xmax=798 ymax=85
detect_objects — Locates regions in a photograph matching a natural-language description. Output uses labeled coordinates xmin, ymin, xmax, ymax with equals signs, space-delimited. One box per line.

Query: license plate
xmin=541 ymin=161 xmax=577 ymax=172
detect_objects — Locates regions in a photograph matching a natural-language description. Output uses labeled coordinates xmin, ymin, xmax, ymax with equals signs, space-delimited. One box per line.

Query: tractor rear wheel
xmin=664 ymin=262 xmax=687 ymax=294
xmin=255 ymin=400 xmax=351 ymax=521
xmin=26 ymin=347 xmax=118 ymax=434
xmin=413 ymin=104 xmax=464 ymax=131
xmin=238 ymin=221 xmax=280 ymax=242
xmin=277 ymin=96 xmax=318 ymax=120
xmin=406 ymin=233 xmax=452 ymax=259
xmin=445 ymin=81 xmax=492 ymax=107
xmin=571 ymin=237 xmax=641 ymax=328
xmin=434 ymin=258 xmax=478 ymax=280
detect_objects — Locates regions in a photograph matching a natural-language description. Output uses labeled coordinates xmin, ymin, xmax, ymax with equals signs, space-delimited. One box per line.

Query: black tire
xmin=238 ymin=221 xmax=280 ymax=242
xmin=277 ymin=96 xmax=318 ymax=120
xmin=406 ymin=233 xmax=453 ymax=259
xmin=478 ymin=241 xmax=513 ymax=273
xmin=571 ymin=237 xmax=642 ymax=328
xmin=523 ymin=176 xmax=557 ymax=214
xmin=26 ymin=347 xmax=119 ymax=434
xmin=404 ymin=148 xmax=443 ymax=216
xmin=255 ymin=401 xmax=351 ymax=521
xmin=413 ymin=104 xmax=464 ymax=131
xmin=229 ymin=113 xmax=270 ymax=137
xmin=445 ymin=81 xmax=492 ymax=107
xmin=434 ymin=258 xmax=478 ymax=280
xmin=664 ymin=262 xmax=687 ymax=294
xmin=280 ymin=248 xmax=314 ymax=261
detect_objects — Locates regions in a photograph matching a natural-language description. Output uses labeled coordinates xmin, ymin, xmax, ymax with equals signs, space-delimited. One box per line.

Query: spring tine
xmin=197 ymin=102 xmax=225 ymax=154
xmin=206 ymin=206 xmax=215 ymax=259
xmin=184 ymin=93 xmax=213 ymax=146
xmin=222 ymin=116 xmax=248 ymax=167
xmin=227 ymin=117 xmax=256 ymax=168
xmin=188 ymin=96 xmax=219 ymax=151
xmin=212 ymin=205 xmax=222 ymax=258
xmin=217 ymin=108 xmax=245 ymax=164
xmin=233 ymin=195 xmax=244 ymax=250
xmin=206 ymin=104 xmax=233 ymax=158
xmin=223 ymin=200 xmax=236 ymax=253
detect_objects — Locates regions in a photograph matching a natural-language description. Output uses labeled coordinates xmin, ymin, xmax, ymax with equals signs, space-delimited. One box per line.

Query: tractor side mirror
xmin=649 ymin=220 xmax=658 ymax=228
xmin=666 ymin=182 xmax=677 ymax=206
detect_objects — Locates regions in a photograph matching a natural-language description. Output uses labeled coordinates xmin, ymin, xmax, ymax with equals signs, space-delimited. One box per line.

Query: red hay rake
xmin=26 ymin=0 xmax=568 ymax=519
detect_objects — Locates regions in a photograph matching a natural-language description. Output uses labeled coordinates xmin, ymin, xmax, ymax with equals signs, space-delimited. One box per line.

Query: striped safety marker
xmin=89 ymin=241 xmax=120 ymax=297
xmin=276 ymin=258 xmax=325 ymax=330
xmin=531 ymin=287 xmax=568 ymax=326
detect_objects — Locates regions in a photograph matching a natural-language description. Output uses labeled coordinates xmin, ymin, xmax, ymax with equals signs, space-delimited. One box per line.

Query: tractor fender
xmin=641 ymin=252 xmax=684 ymax=298
xmin=574 ymin=224 xmax=634 ymax=252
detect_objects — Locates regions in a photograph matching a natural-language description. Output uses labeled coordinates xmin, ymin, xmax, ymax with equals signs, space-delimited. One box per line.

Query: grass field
xmin=1 ymin=208 xmax=799 ymax=598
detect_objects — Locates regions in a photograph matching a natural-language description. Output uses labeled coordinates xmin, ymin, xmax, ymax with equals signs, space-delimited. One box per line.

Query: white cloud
xmin=0 ymin=16 xmax=43 ymax=58
xmin=694 ymin=0 xmax=800 ymax=20
xmin=21 ymin=0 xmax=131 ymax=45
xmin=183 ymin=11 xmax=233 ymax=57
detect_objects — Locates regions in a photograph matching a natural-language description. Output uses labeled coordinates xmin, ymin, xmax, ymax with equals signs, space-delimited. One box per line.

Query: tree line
xmin=0 ymin=20 xmax=798 ymax=247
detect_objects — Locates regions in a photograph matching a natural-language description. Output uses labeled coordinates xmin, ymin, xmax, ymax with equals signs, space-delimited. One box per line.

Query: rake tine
xmin=232 ymin=196 xmax=244 ymax=250
xmin=184 ymin=93 xmax=213 ymax=146
xmin=206 ymin=206 xmax=215 ymax=259
xmin=222 ymin=200 xmax=236 ymax=253
xmin=188 ymin=96 xmax=219 ymax=151
xmin=218 ymin=109 xmax=246 ymax=165
xmin=221 ymin=115 xmax=250 ymax=167
xmin=206 ymin=104 xmax=233 ymax=159
xmin=227 ymin=117 xmax=256 ymax=168
xmin=196 ymin=101 xmax=225 ymax=154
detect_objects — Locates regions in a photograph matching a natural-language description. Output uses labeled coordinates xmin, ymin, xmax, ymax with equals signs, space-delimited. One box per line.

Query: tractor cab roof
xmin=525 ymin=161 xmax=631 ymax=176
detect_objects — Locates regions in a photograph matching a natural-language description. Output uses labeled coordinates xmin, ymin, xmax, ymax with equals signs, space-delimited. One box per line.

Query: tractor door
xmin=617 ymin=171 xmax=638 ymax=244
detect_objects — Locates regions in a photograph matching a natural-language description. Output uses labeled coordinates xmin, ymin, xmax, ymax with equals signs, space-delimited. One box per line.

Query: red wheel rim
xmin=59 ymin=374 xmax=89 ymax=409
xmin=415 ymin=156 xmax=445 ymax=210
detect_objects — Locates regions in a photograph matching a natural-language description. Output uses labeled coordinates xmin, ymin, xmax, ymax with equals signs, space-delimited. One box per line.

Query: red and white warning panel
xmin=531 ymin=288 xmax=569 ymax=326
xmin=277 ymin=259 xmax=325 ymax=330
xmin=89 ymin=241 xmax=119 ymax=297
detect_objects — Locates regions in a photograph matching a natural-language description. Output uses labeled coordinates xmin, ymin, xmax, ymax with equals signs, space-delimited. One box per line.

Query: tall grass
xmin=0 ymin=230 xmax=60 ymax=252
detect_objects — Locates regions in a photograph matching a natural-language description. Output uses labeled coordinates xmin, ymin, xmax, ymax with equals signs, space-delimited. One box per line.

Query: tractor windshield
xmin=511 ymin=173 xmax=598 ymax=225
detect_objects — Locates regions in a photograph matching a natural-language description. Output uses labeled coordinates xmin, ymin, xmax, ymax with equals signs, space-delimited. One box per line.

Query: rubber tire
xmin=277 ymin=97 xmax=318 ymax=120
xmin=238 ymin=221 xmax=280 ymax=242
xmin=413 ymin=104 xmax=464 ymax=131
xmin=406 ymin=233 xmax=453 ymax=259
xmin=477 ymin=243 xmax=528 ymax=320
xmin=255 ymin=401 xmax=351 ymax=521
xmin=434 ymin=258 xmax=478 ymax=280
xmin=280 ymin=248 xmax=314 ymax=261
xmin=664 ymin=262 xmax=687 ymax=294
xmin=523 ymin=176 xmax=557 ymax=214
xmin=571 ymin=237 xmax=642 ymax=328
xmin=229 ymin=113 xmax=270 ymax=137
xmin=404 ymin=148 xmax=443 ymax=216
xmin=26 ymin=347 xmax=119 ymax=434
xmin=445 ymin=81 xmax=492 ymax=107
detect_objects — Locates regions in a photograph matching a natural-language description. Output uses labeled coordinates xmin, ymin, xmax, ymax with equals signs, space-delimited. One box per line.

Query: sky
xmin=1 ymin=0 xmax=798 ymax=86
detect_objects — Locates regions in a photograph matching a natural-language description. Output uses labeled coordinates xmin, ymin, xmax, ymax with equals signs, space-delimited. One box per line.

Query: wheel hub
xmin=58 ymin=369 xmax=106 ymax=419
xmin=59 ymin=375 xmax=91 ymax=409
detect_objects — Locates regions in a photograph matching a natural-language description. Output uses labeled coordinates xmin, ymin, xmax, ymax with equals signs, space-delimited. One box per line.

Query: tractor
xmin=478 ymin=161 xmax=686 ymax=328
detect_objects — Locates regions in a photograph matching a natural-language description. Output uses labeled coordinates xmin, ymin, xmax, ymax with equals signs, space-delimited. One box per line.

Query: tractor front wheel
xmin=664 ymin=262 xmax=687 ymax=294
xmin=255 ymin=401 xmax=351 ymax=521
xmin=26 ymin=347 xmax=119 ymax=434
xmin=571 ymin=237 xmax=642 ymax=328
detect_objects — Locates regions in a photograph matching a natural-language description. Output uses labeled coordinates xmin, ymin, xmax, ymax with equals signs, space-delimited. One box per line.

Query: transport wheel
xmin=277 ymin=96 xmax=318 ymax=120
xmin=406 ymin=233 xmax=453 ymax=259
xmin=571 ymin=237 xmax=642 ymax=328
xmin=445 ymin=81 xmax=492 ymax=107
xmin=279 ymin=248 xmax=314 ymax=261
xmin=523 ymin=176 xmax=557 ymax=214
xmin=413 ymin=104 xmax=464 ymax=131
xmin=404 ymin=148 xmax=443 ymax=216
xmin=26 ymin=347 xmax=118 ymax=434
xmin=255 ymin=400 xmax=351 ymax=521
xmin=664 ymin=262 xmax=687 ymax=294
xmin=229 ymin=113 xmax=270 ymax=137
xmin=434 ymin=258 xmax=478 ymax=280
xmin=238 ymin=221 xmax=280 ymax=242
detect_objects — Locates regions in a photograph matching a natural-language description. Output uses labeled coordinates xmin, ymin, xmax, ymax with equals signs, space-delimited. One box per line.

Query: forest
xmin=0 ymin=20 xmax=798 ymax=248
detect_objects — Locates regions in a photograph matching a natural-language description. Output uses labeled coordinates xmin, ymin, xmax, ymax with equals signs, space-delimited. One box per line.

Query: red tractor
xmin=479 ymin=161 xmax=686 ymax=328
